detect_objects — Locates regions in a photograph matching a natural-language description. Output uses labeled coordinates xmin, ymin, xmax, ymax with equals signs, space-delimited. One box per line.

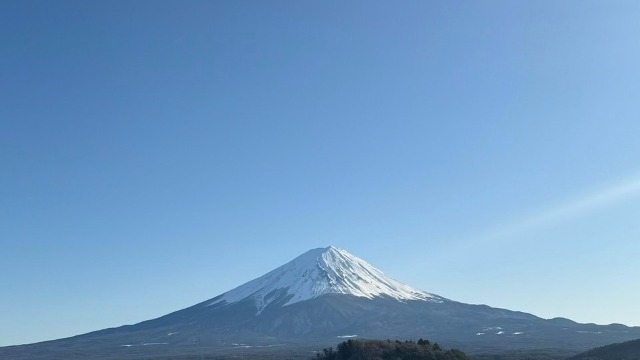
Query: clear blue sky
xmin=1 ymin=0 xmax=639 ymax=347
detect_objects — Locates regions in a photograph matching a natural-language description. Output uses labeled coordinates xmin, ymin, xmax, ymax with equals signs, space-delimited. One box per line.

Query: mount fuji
xmin=2 ymin=246 xmax=639 ymax=359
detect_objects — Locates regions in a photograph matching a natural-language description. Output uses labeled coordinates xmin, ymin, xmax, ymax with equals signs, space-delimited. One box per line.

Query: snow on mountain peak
xmin=210 ymin=246 xmax=440 ymax=312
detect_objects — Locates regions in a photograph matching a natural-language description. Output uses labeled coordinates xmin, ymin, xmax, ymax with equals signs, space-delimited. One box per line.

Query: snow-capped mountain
xmin=3 ymin=246 xmax=640 ymax=360
xmin=212 ymin=246 xmax=441 ymax=312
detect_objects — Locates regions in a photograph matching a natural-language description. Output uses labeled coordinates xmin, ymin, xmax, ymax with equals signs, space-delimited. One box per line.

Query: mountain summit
xmin=212 ymin=246 xmax=440 ymax=312
xmin=3 ymin=246 xmax=640 ymax=360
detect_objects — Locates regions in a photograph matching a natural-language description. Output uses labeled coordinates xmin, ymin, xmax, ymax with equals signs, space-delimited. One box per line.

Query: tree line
xmin=315 ymin=338 xmax=470 ymax=360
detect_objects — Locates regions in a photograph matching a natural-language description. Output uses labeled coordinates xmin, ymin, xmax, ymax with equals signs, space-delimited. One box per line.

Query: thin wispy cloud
xmin=472 ymin=175 xmax=640 ymax=244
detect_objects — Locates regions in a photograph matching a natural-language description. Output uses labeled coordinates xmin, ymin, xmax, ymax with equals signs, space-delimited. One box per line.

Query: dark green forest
xmin=314 ymin=339 xmax=470 ymax=360
xmin=568 ymin=339 xmax=640 ymax=360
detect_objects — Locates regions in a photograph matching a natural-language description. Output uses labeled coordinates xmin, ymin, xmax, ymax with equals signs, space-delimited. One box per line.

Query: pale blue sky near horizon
xmin=2 ymin=0 xmax=640 ymax=347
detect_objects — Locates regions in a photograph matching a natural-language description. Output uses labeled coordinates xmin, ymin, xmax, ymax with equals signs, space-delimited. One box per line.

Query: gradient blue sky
xmin=2 ymin=1 xmax=639 ymax=347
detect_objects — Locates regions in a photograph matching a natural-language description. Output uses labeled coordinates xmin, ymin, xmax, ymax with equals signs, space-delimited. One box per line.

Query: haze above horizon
xmin=1 ymin=0 xmax=639 ymax=347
